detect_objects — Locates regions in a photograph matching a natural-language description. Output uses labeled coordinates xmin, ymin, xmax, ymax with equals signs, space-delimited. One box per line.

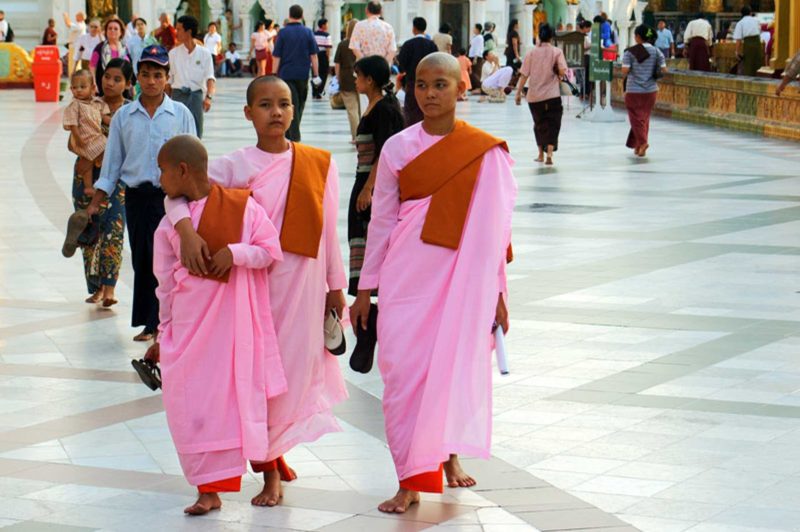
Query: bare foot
xmin=545 ymin=157 xmax=554 ymax=166
xmin=638 ymin=143 xmax=649 ymax=157
xmin=378 ymin=488 xmax=420 ymax=513
xmin=251 ymin=469 xmax=282 ymax=507
xmin=444 ymin=454 xmax=477 ymax=488
xmin=133 ymin=329 xmax=153 ymax=342
xmin=534 ymin=156 xmax=544 ymax=163
xmin=184 ymin=492 xmax=221 ymax=516
xmin=85 ymin=291 xmax=102 ymax=304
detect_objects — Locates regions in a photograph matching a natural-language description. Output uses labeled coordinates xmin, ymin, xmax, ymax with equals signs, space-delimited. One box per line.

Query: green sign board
xmin=589 ymin=22 xmax=613 ymax=82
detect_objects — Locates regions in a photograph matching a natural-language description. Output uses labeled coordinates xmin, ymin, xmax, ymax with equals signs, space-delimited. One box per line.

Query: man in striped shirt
xmin=313 ymin=18 xmax=332 ymax=99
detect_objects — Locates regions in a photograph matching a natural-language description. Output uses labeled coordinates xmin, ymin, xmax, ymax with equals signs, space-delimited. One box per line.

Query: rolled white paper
xmin=494 ymin=327 xmax=509 ymax=375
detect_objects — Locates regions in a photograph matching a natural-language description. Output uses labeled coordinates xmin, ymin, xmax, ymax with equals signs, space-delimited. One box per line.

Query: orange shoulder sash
xmin=398 ymin=120 xmax=509 ymax=253
xmin=196 ymin=184 xmax=251 ymax=283
xmin=280 ymin=143 xmax=331 ymax=258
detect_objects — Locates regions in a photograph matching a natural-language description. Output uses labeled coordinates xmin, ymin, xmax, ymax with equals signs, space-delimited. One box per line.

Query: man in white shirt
xmin=349 ymin=1 xmax=397 ymax=64
xmin=74 ymin=19 xmax=102 ymax=71
xmin=734 ymin=6 xmax=763 ymax=76
xmin=469 ymin=23 xmax=485 ymax=88
xmin=168 ymin=15 xmax=216 ymax=138
xmin=481 ymin=65 xmax=513 ymax=102
xmin=62 ymin=11 xmax=86 ymax=76
xmin=683 ymin=16 xmax=713 ymax=71
xmin=222 ymin=42 xmax=242 ymax=77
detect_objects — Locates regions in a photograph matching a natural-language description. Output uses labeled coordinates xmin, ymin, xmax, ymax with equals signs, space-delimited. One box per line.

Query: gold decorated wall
xmin=0 ymin=43 xmax=33 ymax=88
xmin=611 ymin=67 xmax=800 ymax=142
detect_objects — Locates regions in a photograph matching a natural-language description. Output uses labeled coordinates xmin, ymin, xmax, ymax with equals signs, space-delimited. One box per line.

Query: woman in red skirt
xmin=621 ymin=25 xmax=667 ymax=157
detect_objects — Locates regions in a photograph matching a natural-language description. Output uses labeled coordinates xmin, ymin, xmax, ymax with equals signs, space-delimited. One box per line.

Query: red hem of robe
xmin=399 ymin=464 xmax=444 ymax=493
xmin=198 ymin=476 xmax=242 ymax=493
xmin=250 ymin=456 xmax=297 ymax=481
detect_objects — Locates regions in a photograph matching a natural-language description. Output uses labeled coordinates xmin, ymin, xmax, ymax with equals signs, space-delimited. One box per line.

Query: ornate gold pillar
xmin=771 ymin=0 xmax=800 ymax=70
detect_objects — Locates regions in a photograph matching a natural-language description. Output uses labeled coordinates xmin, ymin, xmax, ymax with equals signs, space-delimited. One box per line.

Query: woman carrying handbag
xmin=514 ymin=24 xmax=567 ymax=166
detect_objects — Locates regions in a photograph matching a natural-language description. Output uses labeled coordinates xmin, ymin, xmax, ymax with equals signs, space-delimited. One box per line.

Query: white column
xmin=382 ymin=0 xmax=398 ymax=44
xmin=237 ymin=0 xmax=253 ymax=54
xmin=567 ymin=4 xmax=580 ymax=27
xmin=422 ymin=0 xmax=440 ymax=37
xmin=395 ymin=0 xmax=409 ymax=42
xmin=471 ymin=0 xmax=487 ymax=28
xmin=521 ymin=3 xmax=535 ymax=55
xmin=633 ymin=1 xmax=647 ymax=24
xmin=208 ymin=0 xmax=225 ymax=22
xmin=325 ymin=0 xmax=343 ymax=48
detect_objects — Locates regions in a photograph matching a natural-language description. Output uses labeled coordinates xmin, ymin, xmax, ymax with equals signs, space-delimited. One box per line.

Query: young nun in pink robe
xmin=164 ymin=76 xmax=348 ymax=506
xmin=351 ymin=53 xmax=518 ymax=513
xmin=150 ymin=136 xmax=286 ymax=516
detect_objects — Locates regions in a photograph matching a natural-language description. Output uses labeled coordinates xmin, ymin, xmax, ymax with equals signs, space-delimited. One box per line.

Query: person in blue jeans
xmin=273 ymin=4 xmax=322 ymax=141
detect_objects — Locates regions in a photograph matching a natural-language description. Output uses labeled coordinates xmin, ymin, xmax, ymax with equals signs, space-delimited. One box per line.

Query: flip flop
xmin=62 ymin=210 xmax=90 ymax=258
xmin=350 ymin=303 xmax=378 ymax=374
xmin=131 ymin=358 xmax=161 ymax=391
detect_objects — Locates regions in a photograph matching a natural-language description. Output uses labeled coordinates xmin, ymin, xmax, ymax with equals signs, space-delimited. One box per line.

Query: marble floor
xmin=1 ymin=80 xmax=799 ymax=532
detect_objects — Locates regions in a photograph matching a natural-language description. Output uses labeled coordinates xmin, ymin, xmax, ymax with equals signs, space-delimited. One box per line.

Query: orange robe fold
xmin=196 ymin=184 xmax=251 ymax=282
xmin=280 ymin=143 xmax=331 ymax=258
xmin=398 ymin=120 xmax=508 ymax=250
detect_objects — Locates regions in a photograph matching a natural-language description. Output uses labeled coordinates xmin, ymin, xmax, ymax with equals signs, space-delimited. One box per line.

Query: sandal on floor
xmin=131 ymin=358 xmax=161 ymax=390
xmin=133 ymin=331 xmax=154 ymax=342
xmin=350 ymin=303 xmax=378 ymax=374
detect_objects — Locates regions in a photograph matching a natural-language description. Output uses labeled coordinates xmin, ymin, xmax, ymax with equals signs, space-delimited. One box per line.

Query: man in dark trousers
xmin=273 ymin=4 xmax=322 ymax=141
xmin=397 ymin=17 xmax=438 ymax=126
xmin=313 ymin=18 xmax=332 ymax=99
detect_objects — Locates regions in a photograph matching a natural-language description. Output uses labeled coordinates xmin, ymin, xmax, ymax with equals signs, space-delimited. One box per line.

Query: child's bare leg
xmin=444 ymin=454 xmax=476 ymax=488
xmin=78 ymin=157 xmax=94 ymax=195
xmin=251 ymin=469 xmax=282 ymax=507
xmin=184 ymin=492 xmax=222 ymax=515
xmin=378 ymin=487 xmax=420 ymax=513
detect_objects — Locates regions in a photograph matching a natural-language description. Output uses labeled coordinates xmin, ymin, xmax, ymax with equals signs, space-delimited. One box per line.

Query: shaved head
xmin=246 ymin=75 xmax=291 ymax=106
xmin=416 ymin=52 xmax=461 ymax=81
xmin=158 ymin=135 xmax=207 ymax=175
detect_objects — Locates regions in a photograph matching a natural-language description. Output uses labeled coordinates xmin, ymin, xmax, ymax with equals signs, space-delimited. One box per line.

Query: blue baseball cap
xmin=138 ymin=45 xmax=169 ymax=67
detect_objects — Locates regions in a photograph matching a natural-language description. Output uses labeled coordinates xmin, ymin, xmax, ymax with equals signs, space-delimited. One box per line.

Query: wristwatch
xmin=205 ymin=95 xmax=213 ymax=101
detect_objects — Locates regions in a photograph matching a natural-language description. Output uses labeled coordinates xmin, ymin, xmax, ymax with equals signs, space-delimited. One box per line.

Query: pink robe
xmin=166 ymin=146 xmax=349 ymax=461
xmin=358 ymin=123 xmax=517 ymax=481
xmin=155 ymin=196 xmax=285 ymax=486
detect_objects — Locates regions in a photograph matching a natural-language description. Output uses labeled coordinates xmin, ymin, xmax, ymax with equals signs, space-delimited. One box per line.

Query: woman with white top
xmin=250 ymin=20 xmax=274 ymax=76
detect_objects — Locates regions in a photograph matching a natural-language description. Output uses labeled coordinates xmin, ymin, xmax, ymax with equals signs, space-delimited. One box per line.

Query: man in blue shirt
xmin=87 ymin=45 xmax=196 ymax=342
xmin=272 ymin=4 xmax=321 ymax=141
xmin=655 ymin=20 xmax=674 ymax=58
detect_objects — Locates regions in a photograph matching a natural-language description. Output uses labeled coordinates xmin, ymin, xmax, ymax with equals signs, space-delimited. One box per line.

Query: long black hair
xmin=354 ymin=55 xmax=400 ymax=109
xmin=105 ymin=57 xmax=134 ymax=84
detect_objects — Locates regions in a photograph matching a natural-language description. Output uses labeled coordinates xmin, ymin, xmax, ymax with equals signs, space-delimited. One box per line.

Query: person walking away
xmin=456 ymin=48 xmax=471 ymax=100
xmin=398 ymin=17 xmax=439 ymax=125
xmin=63 ymin=11 xmax=86 ymax=76
xmin=168 ymin=15 xmax=216 ymax=138
xmin=683 ymin=15 xmax=713 ymax=71
xmin=349 ymin=1 xmax=397 ymax=63
xmin=86 ymin=45 xmax=196 ymax=342
xmin=505 ymin=19 xmax=521 ymax=71
xmin=622 ymin=24 xmax=666 ymax=158
xmin=433 ymin=23 xmax=452 ymax=53
xmin=313 ymin=19 xmax=332 ymax=99
xmin=335 ymin=19 xmax=361 ymax=140
xmin=655 ymin=20 xmax=674 ymax=59
xmin=483 ymin=23 xmax=496 ymax=54
xmin=734 ymin=6 xmax=763 ymax=76
xmin=348 ymin=56 xmax=405 ymax=294
xmin=514 ymin=24 xmax=567 ymax=166
xmin=273 ymin=5 xmax=322 ymax=142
